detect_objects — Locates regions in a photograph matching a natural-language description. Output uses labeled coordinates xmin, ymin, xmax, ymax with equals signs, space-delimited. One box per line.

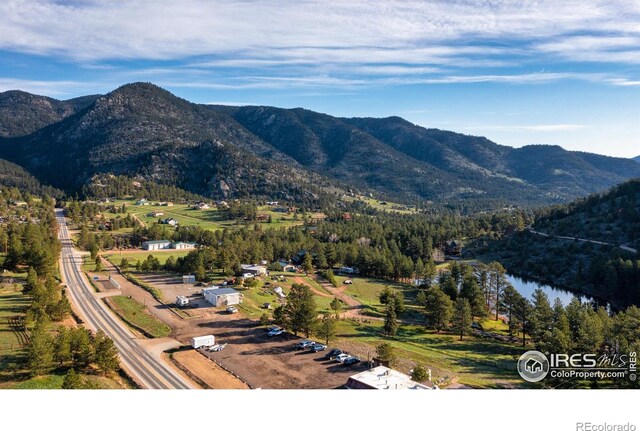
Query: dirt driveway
xmin=182 ymin=317 xmax=367 ymax=389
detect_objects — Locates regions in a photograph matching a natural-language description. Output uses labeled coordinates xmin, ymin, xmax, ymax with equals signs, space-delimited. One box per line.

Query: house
xmin=173 ymin=242 xmax=196 ymax=250
xmin=266 ymin=201 xmax=279 ymax=206
xmin=306 ymin=226 xmax=318 ymax=235
xmin=444 ymin=240 xmax=463 ymax=256
xmin=345 ymin=366 xmax=433 ymax=390
xmin=257 ymin=213 xmax=270 ymax=222
xmin=142 ymin=240 xmax=172 ymax=251
xmin=176 ymin=296 xmax=189 ymax=307
xmin=240 ymin=264 xmax=267 ymax=276
xmin=342 ymin=212 xmax=352 ymax=221
xmin=202 ymin=287 xmax=242 ymax=307
xmin=182 ymin=274 xmax=196 ymax=284
xmin=461 ymin=249 xmax=475 ymax=259
xmin=160 ymin=201 xmax=174 ymax=207
xmin=160 ymin=218 xmax=178 ymax=227
xmin=192 ymin=202 xmax=210 ymax=210
xmin=135 ymin=199 xmax=149 ymax=206
xmin=278 ymin=260 xmax=297 ymax=272
xmin=148 ymin=211 xmax=164 ymax=217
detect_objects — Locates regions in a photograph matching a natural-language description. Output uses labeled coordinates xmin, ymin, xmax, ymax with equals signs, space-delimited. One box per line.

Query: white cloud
xmin=464 ymin=124 xmax=588 ymax=132
xmin=0 ymin=78 xmax=107 ymax=96
xmin=1 ymin=0 xmax=639 ymax=67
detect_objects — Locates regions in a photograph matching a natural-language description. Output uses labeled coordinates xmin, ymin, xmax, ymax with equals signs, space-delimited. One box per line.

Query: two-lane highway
xmin=56 ymin=209 xmax=193 ymax=389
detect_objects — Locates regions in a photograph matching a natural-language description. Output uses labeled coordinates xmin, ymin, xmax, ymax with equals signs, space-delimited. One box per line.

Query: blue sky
xmin=1 ymin=0 xmax=638 ymax=157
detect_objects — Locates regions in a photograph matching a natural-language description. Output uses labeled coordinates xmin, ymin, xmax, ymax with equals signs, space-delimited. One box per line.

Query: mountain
xmin=485 ymin=179 xmax=640 ymax=308
xmin=1 ymin=82 xmax=639 ymax=208
xmin=0 ymin=158 xmax=62 ymax=197
xmin=634 ymin=156 xmax=640 ymax=163
xmin=0 ymin=90 xmax=98 ymax=138
xmin=534 ymin=178 xmax=640 ymax=248
xmin=0 ymin=83 xmax=333 ymax=206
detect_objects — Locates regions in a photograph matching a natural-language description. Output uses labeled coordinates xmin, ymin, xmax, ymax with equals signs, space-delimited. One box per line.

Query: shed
xmin=183 ymin=274 xmax=196 ymax=284
xmin=203 ymin=287 xmax=243 ymax=307
xmin=240 ymin=264 xmax=267 ymax=276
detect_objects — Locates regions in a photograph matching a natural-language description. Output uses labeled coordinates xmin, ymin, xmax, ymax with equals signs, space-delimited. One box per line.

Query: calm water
xmin=506 ymin=274 xmax=579 ymax=306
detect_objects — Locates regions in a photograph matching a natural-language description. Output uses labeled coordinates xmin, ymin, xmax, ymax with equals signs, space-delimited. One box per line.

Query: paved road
xmin=527 ymin=228 xmax=638 ymax=254
xmin=56 ymin=209 xmax=193 ymax=389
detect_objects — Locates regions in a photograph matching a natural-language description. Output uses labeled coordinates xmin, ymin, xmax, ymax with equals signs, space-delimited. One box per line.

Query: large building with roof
xmin=345 ymin=366 xmax=434 ymax=390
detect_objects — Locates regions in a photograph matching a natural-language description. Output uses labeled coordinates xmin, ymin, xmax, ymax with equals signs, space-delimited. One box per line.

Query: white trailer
xmin=191 ymin=335 xmax=215 ymax=349
xmin=176 ymin=295 xmax=189 ymax=307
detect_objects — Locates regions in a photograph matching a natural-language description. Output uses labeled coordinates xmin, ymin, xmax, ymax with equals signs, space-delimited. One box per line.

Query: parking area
xmin=135 ymin=273 xmax=216 ymax=317
xmin=184 ymin=318 xmax=369 ymax=389
xmin=114 ymin=271 xmax=369 ymax=388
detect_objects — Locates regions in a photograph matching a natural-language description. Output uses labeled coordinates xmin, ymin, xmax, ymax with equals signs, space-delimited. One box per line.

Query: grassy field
xmin=106 ymin=295 xmax=172 ymax=338
xmin=0 ymin=284 xmax=129 ymax=389
xmin=341 ymin=195 xmax=417 ymax=214
xmin=104 ymin=200 xmax=311 ymax=231
xmin=334 ymin=319 xmax=527 ymax=388
xmin=236 ymin=274 xmax=335 ymax=318
xmin=0 ymin=284 xmax=29 ymax=384
xmin=2 ymin=372 xmax=128 ymax=389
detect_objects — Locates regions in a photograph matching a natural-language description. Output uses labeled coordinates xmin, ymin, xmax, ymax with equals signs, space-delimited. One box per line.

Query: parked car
xmin=226 ymin=305 xmax=238 ymax=314
xmin=334 ymin=353 xmax=351 ymax=363
xmin=325 ymin=349 xmax=343 ymax=360
xmin=294 ymin=340 xmax=316 ymax=350
xmin=344 ymin=279 xmax=353 ymax=284
xmin=268 ymin=327 xmax=285 ymax=336
xmin=208 ymin=343 xmax=227 ymax=352
xmin=311 ymin=343 xmax=327 ymax=352
xmin=342 ymin=356 xmax=361 ymax=366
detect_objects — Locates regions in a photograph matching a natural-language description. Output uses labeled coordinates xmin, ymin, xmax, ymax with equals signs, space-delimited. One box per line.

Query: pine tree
xmin=259 ymin=313 xmax=271 ymax=327
xmin=375 ymin=343 xmax=397 ymax=367
xmin=24 ymin=267 xmax=39 ymax=295
xmin=453 ymin=298 xmax=472 ymax=341
xmin=95 ymin=256 xmax=103 ymax=272
xmin=94 ymin=330 xmax=120 ymax=375
xmin=424 ymin=287 xmax=453 ymax=332
xmin=302 ymin=252 xmax=314 ymax=274
xmin=54 ymin=327 xmax=72 ymax=366
xmin=393 ymin=291 xmax=405 ymax=314
xmin=283 ymin=284 xmax=317 ymax=337
xmin=411 ymin=364 xmax=429 ymax=382
xmin=27 ymin=320 xmax=55 ymax=376
xmin=317 ymin=314 xmax=337 ymax=345
xmin=440 ymin=274 xmax=458 ymax=300
xmin=530 ymin=288 xmax=554 ymax=345
xmin=62 ymin=368 xmax=84 ymax=389
xmin=330 ymin=297 xmax=342 ymax=318
xmin=70 ymin=327 xmax=94 ymax=368
xmin=383 ymin=302 xmax=398 ymax=336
